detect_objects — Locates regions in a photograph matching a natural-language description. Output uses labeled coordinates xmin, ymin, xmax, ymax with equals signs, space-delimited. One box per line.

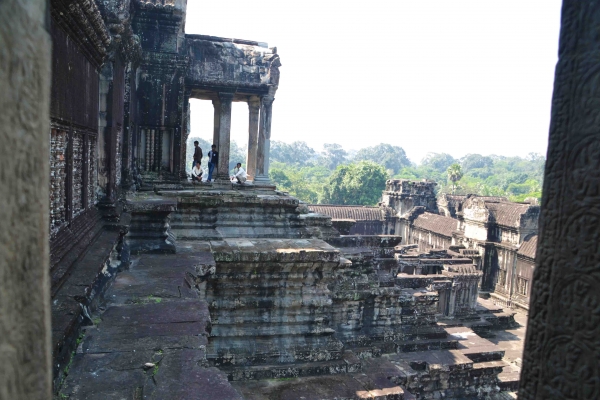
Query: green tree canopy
xmin=353 ymin=143 xmax=411 ymax=174
xmin=320 ymin=143 xmax=348 ymax=170
xmin=321 ymin=161 xmax=387 ymax=205
xmin=270 ymin=141 xmax=316 ymax=166
xmin=460 ymin=154 xmax=494 ymax=171
xmin=421 ymin=153 xmax=457 ymax=172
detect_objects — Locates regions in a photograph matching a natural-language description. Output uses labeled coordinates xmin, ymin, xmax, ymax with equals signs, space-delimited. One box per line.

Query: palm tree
xmin=447 ymin=163 xmax=463 ymax=194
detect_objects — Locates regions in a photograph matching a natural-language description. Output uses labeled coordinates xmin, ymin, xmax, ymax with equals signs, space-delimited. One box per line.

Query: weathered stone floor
xmin=489 ymin=310 xmax=527 ymax=393
xmin=56 ymin=250 xmax=243 ymax=400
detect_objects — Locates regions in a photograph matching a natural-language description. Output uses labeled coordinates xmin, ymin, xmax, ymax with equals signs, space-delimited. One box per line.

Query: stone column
xmin=519 ymin=2 xmax=600 ymax=399
xmin=246 ymin=96 xmax=260 ymax=181
xmin=254 ymin=95 xmax=275 ymax=184
xmin=216 ymin=92 xmax=234 ymax=181
xmin=211 ymin=97 xmax=221 ymax=150
xmin=0 ymin=0 xmax=53 ymax=399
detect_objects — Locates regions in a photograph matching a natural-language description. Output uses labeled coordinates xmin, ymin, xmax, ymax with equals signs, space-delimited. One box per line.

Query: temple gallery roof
xmin=484 ymin=201 xmax=535 ymax=228
xmin=308 ymin=205 xmax=384 ymax=221
xmin=412 ymin=212 xmax=457 ymax=237
xmin=518 ymin=234 xmax=538 ymax=259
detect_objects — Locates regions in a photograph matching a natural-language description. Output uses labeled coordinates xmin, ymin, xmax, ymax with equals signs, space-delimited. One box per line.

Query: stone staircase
xmin=155 ymin=187 xmax=338 ymax=240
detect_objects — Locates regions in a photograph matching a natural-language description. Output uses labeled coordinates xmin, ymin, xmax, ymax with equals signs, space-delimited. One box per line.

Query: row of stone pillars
xmin=209 ymin=91 xmax=274 ymax=184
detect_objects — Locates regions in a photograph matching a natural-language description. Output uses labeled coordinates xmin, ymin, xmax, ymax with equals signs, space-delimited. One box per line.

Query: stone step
xmin=206 ymin=335 xmax=345 ymax=367
xmin=210 ymin=322 xmax=335 ymax=337
xmin=498 ymin=370 xmax=520 ymax=391
xmin=231 ymin=373 xmax=405 ymax=399
xmin=213 ymin=313 xmax=334 ymax=326
xmin=221 ymin=351 xmax=361 ymax=381
xmin=208 ymin=296 xmax=332 ymax=311
xmin=395 ymin=338 xmax=459 ymax=353
xmin=461 ymin=345 xmax=505 ymax=363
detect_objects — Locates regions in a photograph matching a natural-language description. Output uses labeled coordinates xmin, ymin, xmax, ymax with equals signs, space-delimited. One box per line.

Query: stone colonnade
xmin=207 ymin=91 xmax=275 ymax=183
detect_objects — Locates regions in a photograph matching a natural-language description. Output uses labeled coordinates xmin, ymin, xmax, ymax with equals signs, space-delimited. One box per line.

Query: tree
xmin=269 ymin=162 xmax=327 ymax=203
xmin=421 ymin=153 xmax=456 ymax=172
xmin=320 ymin=143 xmax=348 ymax=170
xmin=321 ymin=161 xmax=387 ymax=205
xmin=353 ymin=143 xmax=411 ymax=174
xmin=460 ymin=154 xmax=493 ymax=171
xmin=270 ymin=141 xmax=317 ymax=166
xmin=447 ymin=163 xmax=463 ymax=194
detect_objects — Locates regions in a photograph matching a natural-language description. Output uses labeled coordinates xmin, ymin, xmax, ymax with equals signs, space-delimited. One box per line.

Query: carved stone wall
xmin=50 ymin=128 xmax=68 ymax=234
xmin=0 ymin=0 xmax=52 ymax=399
xmin=186 ymin=36 xmax=278 ymax=90
xmin=519 ymin=1 xmax=600 ymax=399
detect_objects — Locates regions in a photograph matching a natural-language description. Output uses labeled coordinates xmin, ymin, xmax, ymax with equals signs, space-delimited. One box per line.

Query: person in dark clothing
xmin=207 ymin=144 xmax=218 ymax=182
xmin=192 ymin=141 xmax=203 ymax=170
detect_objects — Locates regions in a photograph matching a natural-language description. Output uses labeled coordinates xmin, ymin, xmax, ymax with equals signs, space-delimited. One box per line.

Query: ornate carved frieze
xmin=51 ymin=0 xmax=111 ymax=68
xmin=50 ymin=128 xmax=68 ymax=235
xmin=72 ymin=131 xmax=84 ymax=217
xmin=88 ymin=134 xmax=97 ymax=205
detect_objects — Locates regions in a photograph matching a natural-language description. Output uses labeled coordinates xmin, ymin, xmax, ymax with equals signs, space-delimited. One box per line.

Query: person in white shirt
xmin=191 ymin=161 xmax=203 ymax=183
xmin=232 ymin=163 xmax=247 ymax=184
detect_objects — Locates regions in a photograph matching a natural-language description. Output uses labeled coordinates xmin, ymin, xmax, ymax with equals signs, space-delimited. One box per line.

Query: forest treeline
xmin=187 ymin=138 xmax=545 ymax=206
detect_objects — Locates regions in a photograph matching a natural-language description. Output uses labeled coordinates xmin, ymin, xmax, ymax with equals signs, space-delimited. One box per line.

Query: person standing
xmin=207 ymin=144 xmax=218 ymax=182
xmin=231 ymin=163 xmax=247 ymax=184
xmin=192 ymin=141 xmax=203 ymax=170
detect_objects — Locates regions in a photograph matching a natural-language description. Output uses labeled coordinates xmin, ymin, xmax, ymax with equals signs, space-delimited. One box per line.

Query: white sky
xmin=185 ymin=0 xmax=562 ymax=164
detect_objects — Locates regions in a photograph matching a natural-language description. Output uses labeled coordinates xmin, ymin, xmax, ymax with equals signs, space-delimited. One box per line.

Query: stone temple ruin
xmin=312 ymin=180 xmax=540 ymax=314
xmin=3 ymin=0 xmax=600 ymax=400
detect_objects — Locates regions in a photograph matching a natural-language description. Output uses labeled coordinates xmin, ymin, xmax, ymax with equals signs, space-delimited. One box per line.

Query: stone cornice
xmin=51 ymin=0 xmax=111 ymax=68
xmin=139 ymin=52 xmax=188 ymax=75
xmin=94 ymin=2 xmax=143 ymax=65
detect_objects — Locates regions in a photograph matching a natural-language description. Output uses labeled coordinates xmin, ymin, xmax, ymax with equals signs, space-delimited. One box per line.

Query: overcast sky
xmin=185 ymin=0 xmax=562 ymax=164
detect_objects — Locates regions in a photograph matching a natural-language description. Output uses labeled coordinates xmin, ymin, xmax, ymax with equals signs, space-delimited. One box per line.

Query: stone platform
xmin=201 ymin=238 xmax=347 ymax=368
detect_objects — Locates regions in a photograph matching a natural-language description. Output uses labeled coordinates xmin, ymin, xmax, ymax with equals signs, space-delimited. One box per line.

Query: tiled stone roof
xmin=485 ymin=201 xmax=532 ymax=228
xmin=412 ymin=212 xmax=457 ymax=237
xmin=308 ymin=205 xmax=383 ymax=221
xmin=518 ymin=234 xmax=537 ymax=259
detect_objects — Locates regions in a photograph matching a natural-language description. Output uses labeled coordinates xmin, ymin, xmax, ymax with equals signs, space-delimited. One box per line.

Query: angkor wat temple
xmin=312 ymin=180 xmax=540 ymax=313
xmin=2 ymin=0 xmax=600 ymax=399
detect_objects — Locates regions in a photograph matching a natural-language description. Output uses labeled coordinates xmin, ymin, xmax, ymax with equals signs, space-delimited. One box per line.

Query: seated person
xmin=191 ymin=161 xmax=203 ymax=183
xmin=231 ymin=162 xmax=247 ymax=184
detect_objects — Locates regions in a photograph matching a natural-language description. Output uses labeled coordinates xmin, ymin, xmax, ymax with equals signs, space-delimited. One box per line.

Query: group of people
xmin=191 ymin=141 xmax=247 ymax=184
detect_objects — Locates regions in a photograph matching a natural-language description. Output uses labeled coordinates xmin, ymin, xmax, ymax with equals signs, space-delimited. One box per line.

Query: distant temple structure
xmin=311 ymin=179 xmax=540 ymax=312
